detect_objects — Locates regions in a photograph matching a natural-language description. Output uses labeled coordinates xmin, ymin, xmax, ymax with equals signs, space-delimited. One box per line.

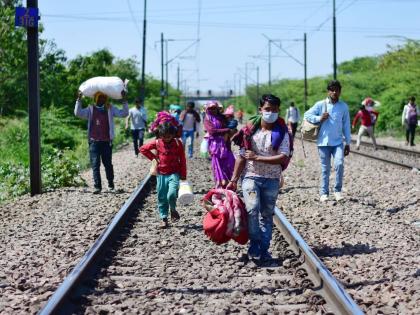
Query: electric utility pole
xmin=333 ymin=0 xmax=337 ymax=80
xmin=160 ymin=32 xmax=164 ymax=109
xmin=304 ymin=33 xmax=308 ymax=110
xmin=268 ymin=39 xmax=272 ymax=86
xmin=256 ymin=66 xmax=260 ymax=102
xmin=177 ymin=64 xmax=180 ymax=104
xmin=140 ymin=0 xmax=147 ymax=101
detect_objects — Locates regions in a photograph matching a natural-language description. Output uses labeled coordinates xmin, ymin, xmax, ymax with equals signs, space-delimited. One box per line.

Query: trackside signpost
xmin=15 ymin=7 xmax=39 ymax=28
xmin=15 ymin=1 xmax=42 ymax=196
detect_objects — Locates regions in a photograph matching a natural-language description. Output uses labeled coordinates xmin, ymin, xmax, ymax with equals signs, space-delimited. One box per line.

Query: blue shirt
xmin=129 ymin=107 xmax=147 ymax=130
xmin=304 ymin=97 xmax=351 ymax=146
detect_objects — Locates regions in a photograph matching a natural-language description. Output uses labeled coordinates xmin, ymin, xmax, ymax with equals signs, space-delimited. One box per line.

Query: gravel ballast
xmin=0 ymin=135 xmax=419 ymax=314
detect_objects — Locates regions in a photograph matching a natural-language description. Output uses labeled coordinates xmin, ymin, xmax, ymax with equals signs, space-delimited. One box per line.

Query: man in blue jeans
xmin=75 ymin=90 xmax=128 ymax=194
xmin=304 ymin=80 xmax=351 ymax=202
xmin=180 ymin=101 xmax=201 ymax=158
xmin=125 ymin=98 xmax=148 ymax=157
xmin=228 ymin=94 xmax=291 ymax=262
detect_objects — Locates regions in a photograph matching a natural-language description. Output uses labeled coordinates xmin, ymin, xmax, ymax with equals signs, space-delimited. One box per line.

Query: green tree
xmin=244 ymin=40 xmax=420 ymax=134
xmin=0 ymin=6 xmax=27 ymax=115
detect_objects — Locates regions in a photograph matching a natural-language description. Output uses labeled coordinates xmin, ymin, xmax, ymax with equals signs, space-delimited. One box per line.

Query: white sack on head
xmin=79 ymin=77 xmax=129 ymax=99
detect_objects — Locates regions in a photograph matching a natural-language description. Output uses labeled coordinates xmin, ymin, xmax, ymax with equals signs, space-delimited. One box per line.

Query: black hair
xmin=135 ymin=98 xmax=142 ymax=104
xmin=410 ymin=96 xmax=416 ymax=102
xmin=290 ymin=101 xmax=295 ymax=106
xmin=156 ymin=122 xmax=178 ymax=138
xmin=259 ymin=94 xmax=281 ymax=107
xmin=360 ymin=105 xmax=365 ymax=110
xmin=327 ymin=80 xmax=342 ymax=91
xmin=187 ymin=101 xmax=195 ymax=108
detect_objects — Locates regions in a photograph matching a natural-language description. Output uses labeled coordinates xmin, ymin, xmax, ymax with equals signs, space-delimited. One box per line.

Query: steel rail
xmin=350 ymin=139 xmax=420 ymax=156
xmin=302 ymin=137 xmax=418 ymax=170
xmin=350 ymin=150 xmax=418 ymax=169
xmin=273 ymin=207 xmax=364 ymax=315
xmin=39 ymin=174 xmax=153 ymax=315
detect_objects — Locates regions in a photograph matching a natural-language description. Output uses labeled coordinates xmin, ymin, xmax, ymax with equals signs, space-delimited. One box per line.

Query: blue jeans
xmin=89 ymin=140 xmax=114 ymax=190
xmin=318 ymin=144 xmax=344 ymax=196
xmin=242 ymin=177 xmax=280 ymax=256
xmin=131 ymin=129 xmax=145 ymax=156
xmin=182 ymin=130 xmax=194 ymax=158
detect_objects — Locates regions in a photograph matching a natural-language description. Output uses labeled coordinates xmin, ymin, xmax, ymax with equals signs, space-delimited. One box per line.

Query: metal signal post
xmin=26 ymin=0 xmax=41 ymax=195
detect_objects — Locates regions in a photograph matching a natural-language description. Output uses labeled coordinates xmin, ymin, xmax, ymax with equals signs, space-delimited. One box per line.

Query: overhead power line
xmin=126 ymin=0 xmax=142 ymax=37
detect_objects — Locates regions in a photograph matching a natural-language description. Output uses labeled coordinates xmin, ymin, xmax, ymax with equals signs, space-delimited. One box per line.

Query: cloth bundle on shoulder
xmin=300 ymin=102 xmax=327 ymax=141
xmin=300 ymin=119 xmax=321 ymax=140
xmin=231 ymin=115 xmax=293 ymax=171
xmin=149 ymin=111 xmax=183 ymax=138
xmin=79 ymin=76 xmax=129 ymax=99
xmin=202 ymin=189 xmax=248 ymax=245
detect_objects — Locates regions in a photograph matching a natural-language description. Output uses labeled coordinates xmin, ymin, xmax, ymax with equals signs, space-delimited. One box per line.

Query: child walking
xmin=140 ymin=121 xmax=187 ymax=228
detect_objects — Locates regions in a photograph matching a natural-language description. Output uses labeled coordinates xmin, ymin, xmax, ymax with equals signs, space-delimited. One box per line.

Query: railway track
xmin=350 ymin=150 xmax=418 ymax=170
xmin=350 ymin=139 xmax=420 ymax=157
xmin=301 ymin=137 xmax=419 ymax=170
xmin=39 ymin=161 xmax=362 ymax=314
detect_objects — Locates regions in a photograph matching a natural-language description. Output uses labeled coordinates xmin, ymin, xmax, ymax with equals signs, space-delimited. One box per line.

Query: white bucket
xmin=178 ymin=180 xmax=194 ymax=205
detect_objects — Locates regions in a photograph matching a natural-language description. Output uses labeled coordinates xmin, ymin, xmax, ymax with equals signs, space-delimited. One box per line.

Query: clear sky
xmin=39 ymin=0 xmax=420 ymax=96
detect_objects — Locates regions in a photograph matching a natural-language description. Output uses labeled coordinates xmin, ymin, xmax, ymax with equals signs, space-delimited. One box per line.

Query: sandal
xmin=159 ymin=218 xmax=169 ymax=229
xmin=170 ymin=210 xmax=180 ymax=222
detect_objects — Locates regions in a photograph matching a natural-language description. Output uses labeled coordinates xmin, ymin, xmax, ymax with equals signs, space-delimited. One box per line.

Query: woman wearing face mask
xmin=228 ymin=94 xmax=292 ymax=262
xmin=203 ymin=101 xmax=236 ymax=188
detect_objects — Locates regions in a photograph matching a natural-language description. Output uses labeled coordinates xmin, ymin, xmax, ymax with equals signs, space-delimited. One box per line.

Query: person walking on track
xmin=285 ymin=101 xmax=300 ymax=138
xmin=179 ymin=101 xmax=201 ymax=158
xmin=125 ymin=98 xmax=148 ymax=157
xmin=228 ymin=94 xmax=291 ymax=262
xmin=352 ymin=105 xmax=378 ymax=150
xmin=304 ymin=80 xmax=351 ymax=202
xmin=75 ymin=90 xmax=128 ymax=194
xmin=140 ymin=120 xmax=186 ymax=229
xmin=204 ymin=101 xmax=236 ymax=188
xmin=402 ymin=96 xmax=419 ymax=146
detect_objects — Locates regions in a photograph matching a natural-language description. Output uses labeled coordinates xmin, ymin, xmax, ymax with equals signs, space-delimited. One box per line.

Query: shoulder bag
xmin=300 ymin=101 xmax=327 ymax=141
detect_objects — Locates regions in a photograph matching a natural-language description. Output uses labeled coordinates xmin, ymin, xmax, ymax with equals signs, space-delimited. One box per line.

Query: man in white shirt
xmin=125 ymin=98 xmax=148 ymax=157
xmin=402 ymin=96 xmax=419 ymax=146
xmin=285 ymin=102 xmax=300 ymax=138
xmin=180 ymin=101 xmax=201 ymax=158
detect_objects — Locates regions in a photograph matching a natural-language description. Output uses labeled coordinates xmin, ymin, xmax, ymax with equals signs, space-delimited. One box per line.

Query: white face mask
xmin=262 ymin=111 xmax=278 ymax=123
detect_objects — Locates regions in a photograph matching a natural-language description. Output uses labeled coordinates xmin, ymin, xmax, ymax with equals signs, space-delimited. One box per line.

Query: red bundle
xmin=202 ymin=188 xmax=248 ymax=245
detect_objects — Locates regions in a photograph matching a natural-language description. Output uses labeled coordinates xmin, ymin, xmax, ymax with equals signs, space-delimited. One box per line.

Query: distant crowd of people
xmin=74 ymin=80 xmax=418 ymax=261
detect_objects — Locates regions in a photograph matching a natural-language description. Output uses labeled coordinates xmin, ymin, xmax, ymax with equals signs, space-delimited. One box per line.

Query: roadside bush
xmin=0 ymin=149 xmax=86 ymax=204
xmin=42 ymin=149 xmax=86 ymax=190
xmin=0 ymin=162 xmax=29 ymax=202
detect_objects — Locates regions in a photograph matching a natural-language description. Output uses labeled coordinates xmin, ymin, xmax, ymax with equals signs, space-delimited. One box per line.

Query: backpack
xmin=235 ymin=118 xmax=293 ymax=171
xmin=407 ymin=106 xmax=418 ymax=125
xmin=367 ymin=108 xmax=377 ymax=125
xmin=277 ymin=123 xmax=294 ymax=171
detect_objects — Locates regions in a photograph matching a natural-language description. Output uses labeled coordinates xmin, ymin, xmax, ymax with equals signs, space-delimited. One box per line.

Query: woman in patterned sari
xmin=203 ymin=101 xmax=236 ymax=188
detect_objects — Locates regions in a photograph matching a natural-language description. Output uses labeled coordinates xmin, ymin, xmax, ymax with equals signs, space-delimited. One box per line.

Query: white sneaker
xmin=334 ymin=192 xmax=344 ymax=201
xmin=319 ymin=195 xmax=329 ymax=202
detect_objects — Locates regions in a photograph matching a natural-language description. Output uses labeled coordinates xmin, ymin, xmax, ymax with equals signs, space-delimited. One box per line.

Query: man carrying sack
xmin=75 ymin=90 xmax=129 ymax=194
